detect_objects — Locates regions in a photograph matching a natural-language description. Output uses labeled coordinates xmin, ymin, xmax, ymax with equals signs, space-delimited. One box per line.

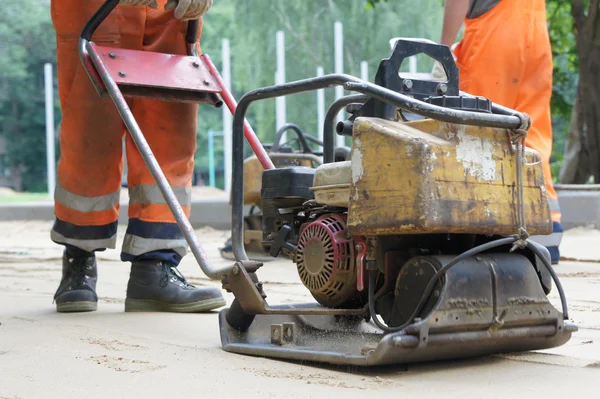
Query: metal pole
xmin=409 ymin=56 xmax=417 ymax=74
xmin=334 ymin=22 xmax=345 ymax=148
xmin=276 ymin=31 xmax=286 ymax=142
xmin=360 ymin=61 xmax=369 ymax=82
xmin=44 ymin=63 xmax=56 ymax=197
xmin=316 ymin=66 xmax=325 ymax=142
xmin=208 ymin=130 xmax=215 ymax=187
xmin=221 ymin=39 xmax=232 ymax=193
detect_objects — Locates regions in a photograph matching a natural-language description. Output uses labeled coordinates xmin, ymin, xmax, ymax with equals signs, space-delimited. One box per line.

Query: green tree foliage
xmin=546 ymin=0 xmax=579 ymax=180
xmin=196 ymin=0 xmax=443 ymax=183
xmin=0 ymin=0 xmax=581 ymax=190
xmin=0 ymin=0 xmax=59 ymax=192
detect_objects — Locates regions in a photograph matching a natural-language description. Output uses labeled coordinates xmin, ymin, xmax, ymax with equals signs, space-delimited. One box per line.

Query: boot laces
xmin=68 ymin=257 xmax=94 ymax=290
xmin=53 ymin=256 xmax=95 ymax=301
xmin=159 ymin=263 xmax=193 ymax=288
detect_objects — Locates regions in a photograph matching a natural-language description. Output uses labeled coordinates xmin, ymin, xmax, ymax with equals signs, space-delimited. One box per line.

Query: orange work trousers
xmin=454 ymin=0 xmax=561 ymax=227
xmin=50 ymin=0 xmax=203 ymax=264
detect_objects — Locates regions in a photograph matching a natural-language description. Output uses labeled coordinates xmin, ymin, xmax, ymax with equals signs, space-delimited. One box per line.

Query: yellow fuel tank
xmin=346 ymin=117 xmax=552 ymax=236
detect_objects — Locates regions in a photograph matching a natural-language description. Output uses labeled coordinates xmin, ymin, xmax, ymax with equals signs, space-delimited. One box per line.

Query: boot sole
xmin=124 ymin=297 xmax=226 ymax=313
xmin=56 ymin=301 xmax=98 ymax=313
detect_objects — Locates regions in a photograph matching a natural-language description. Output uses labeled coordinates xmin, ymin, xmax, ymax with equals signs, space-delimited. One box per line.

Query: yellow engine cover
xmin=243 ymin=155 xmax=264 ymax=207
xmin=346 ymin=117 xmax=552 ymax=236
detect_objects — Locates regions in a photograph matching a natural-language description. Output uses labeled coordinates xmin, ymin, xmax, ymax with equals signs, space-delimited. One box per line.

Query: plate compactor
xmin=82 ymin=0 xmax=576 ymax=367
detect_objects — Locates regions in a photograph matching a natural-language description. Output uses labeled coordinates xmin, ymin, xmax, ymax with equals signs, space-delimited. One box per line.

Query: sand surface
xmin=1 ymin=221 xmax=599 ymax=399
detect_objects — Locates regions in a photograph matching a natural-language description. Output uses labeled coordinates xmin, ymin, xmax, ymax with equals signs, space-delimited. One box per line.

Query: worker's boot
xmin=219 ymin=237 xmax=235 ymax=260
xmin=125 ymin=260 xmax=226 ymax=312
xmin=53 ymin=249 xmax=98 ymax=312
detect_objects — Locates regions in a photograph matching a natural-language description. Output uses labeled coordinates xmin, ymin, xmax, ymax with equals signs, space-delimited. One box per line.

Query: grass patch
xmin=0 ymin=193 xmax=50 ymax=204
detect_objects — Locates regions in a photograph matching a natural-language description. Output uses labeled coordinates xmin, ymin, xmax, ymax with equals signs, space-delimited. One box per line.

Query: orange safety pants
xmin=50 ymin=0 xmax=202 ymax=264
xmin=454 ymin=0 xmax=562 ymax=251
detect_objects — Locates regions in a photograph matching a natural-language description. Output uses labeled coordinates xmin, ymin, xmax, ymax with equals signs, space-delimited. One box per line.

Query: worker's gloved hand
xmin=165 ymin=0 xmax=213 ymax=21
xmin=431 ymin=42 xmax=459 ymax=81
xmin=119 ymin=0 xmax=159 ymax=8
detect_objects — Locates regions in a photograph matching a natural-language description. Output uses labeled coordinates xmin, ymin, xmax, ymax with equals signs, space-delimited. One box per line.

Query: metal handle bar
xmin=272 ymin=123 xmax=312 ymax=154
xmin=81 ymin=0 xmax=199 ymax=44
xmin=78 ymin=0 xmax=231 ymax=279
xmin=323 ymin=94 xmax=369 ymax=163
xmin=230 ymin=73 xmax=528 ymax=262
xmin=343 ymin=82 xmax=527 ymax=129
xmin=186 ymin=19 xmax=199 ymax=45
xmin=81 ymin=0 xmax=119 ymax=40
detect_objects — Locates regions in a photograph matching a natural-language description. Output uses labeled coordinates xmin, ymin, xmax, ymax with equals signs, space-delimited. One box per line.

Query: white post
xmin=221 ymin=39 xmax=232 ymax=194
xmin=409 ymin=56 xmax=417 ymax=74
xmin=334 ymin=22 xmax=345 ymax=148
xmin=276 ymin=31 xmax=287 ymax=142
xmin=316 ymin=67 xmax=325 ymax=142
xmin=44 ymin=63 xmax=56 ymax=197
xmin=360 ymin=61 xmax=369 ymax=81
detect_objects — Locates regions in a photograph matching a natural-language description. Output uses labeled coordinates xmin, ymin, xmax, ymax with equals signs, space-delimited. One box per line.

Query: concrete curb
xmin=1 ymin=186 xmax=598 ymax=231
xmin=556 ymin=185 xmax=600 ymax=230
xmin=0 ymin=199 xmax=237 ymax=230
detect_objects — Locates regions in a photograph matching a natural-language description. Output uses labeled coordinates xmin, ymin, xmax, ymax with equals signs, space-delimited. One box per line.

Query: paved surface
xmin=0 ymin=221 xmax=599 ymax=399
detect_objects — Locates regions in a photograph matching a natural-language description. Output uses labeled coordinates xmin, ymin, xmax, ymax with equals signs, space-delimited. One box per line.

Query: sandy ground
xmin=1 ymin=221 xmax=599 ymax=399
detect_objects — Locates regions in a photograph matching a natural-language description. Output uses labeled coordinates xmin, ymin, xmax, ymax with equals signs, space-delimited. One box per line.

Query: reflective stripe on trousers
xmin=128 ymin=185 xmax=191 ymax=207
xmin=51 ymin=219 xmax=119 ymax=253
xmin=121 ymin=184 xmax=191 ymax=257
xmin=121 ymin=218 xmax=188 ymax=258
xmin=55 ymin=182 xmax=121 ymax=213
xmin=51 ymin=183 xmax=191 ymax=257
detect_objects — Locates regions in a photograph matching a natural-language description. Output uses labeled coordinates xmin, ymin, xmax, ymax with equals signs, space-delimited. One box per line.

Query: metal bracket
xmin=271 ymin=322 xmax=297 ymax=345
xmin=224 ymin=259 xmax=367 ymax=317
xmin=88 ymin=43 xmax=223 ymax=105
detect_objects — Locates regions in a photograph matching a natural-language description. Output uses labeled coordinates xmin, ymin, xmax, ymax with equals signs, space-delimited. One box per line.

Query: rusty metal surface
xmin=347 ymin=118 xmax=552 ymax=236
xmin=219 ymin=252 xmax=576 ymax=366
xmin=219 ymin=310 xmax=575 ymax=366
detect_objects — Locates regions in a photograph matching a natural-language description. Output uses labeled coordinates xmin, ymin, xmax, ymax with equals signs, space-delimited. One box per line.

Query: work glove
xmin=119 ymin=0 xmax=159 ymax=8
xmin=431 ymin=42 xmax=459 ymax=81
xmin=165 ymin=0 xmax=213 ymax=21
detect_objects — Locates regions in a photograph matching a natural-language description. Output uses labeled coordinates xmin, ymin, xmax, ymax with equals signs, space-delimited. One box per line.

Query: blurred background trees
xmin=0 ymin=0 xmax=590 ymax=191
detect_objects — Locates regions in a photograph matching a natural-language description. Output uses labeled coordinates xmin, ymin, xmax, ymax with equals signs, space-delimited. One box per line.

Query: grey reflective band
xmin=529 ymin=232 xmax=563 ymax=248
xmin=54 ymin=182 xmax=120 ymax=213
xmin=128 ymin=184 xmax=191 ymax=207
xmin=51 ymin=230 xmax=118 ymax=252
xmin=548 ymin=198 xmax=561 ymax=213
xmin=122 ymin=234 xmax=187 ymax=257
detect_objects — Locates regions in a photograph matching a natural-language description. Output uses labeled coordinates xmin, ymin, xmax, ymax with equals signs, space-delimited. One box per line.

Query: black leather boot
xmin=125 ymin=260 xmax=225 ymax=312
xmin=54 ymin=249 xmax=98 ymax=312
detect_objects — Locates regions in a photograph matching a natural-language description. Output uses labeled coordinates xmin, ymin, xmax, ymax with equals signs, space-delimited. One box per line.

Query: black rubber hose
xmin=526 ymin=241 xmax=569 ymax=320
xmin=368 ymin=236 xmax=570 ymax=333
xmin=272 ymin=123 xmax=312 ymax=154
